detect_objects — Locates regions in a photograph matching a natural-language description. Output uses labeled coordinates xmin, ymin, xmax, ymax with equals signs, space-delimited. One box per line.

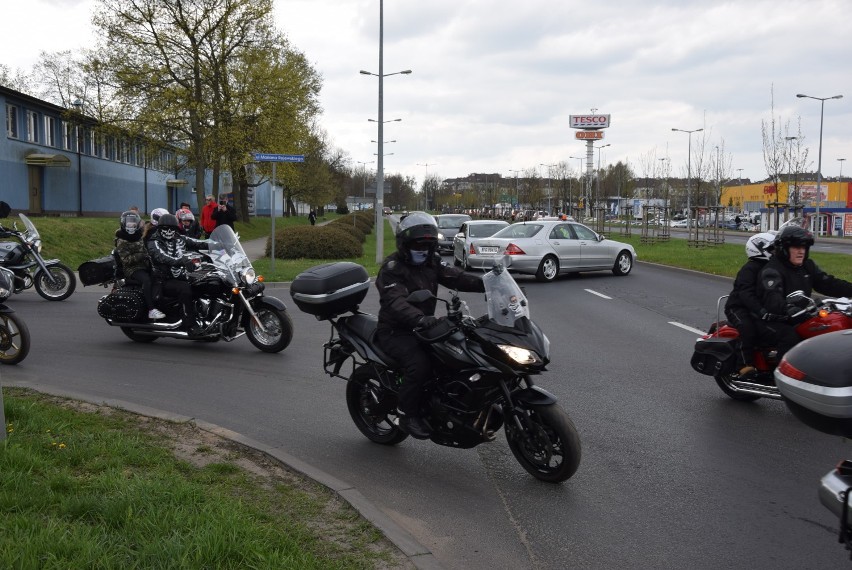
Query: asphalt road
xmin=3 ymin=260 xmax=851 ymax=569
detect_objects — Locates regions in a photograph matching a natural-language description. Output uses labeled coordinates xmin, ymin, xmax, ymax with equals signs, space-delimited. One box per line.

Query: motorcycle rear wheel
xmin=506 ymin=403 xmax=581 ymax=483
xmin=714 ymin=373 xmax=761 ymax=402
xmin=0 ymin=312 xmax=31 ymax=365
xmin=346 ymin=367 xmax=408 ymax=445
xmin=120 ymin=327 xmax=159 ymax=343
xmin=246 ymin=307 xmax=293 ymax=353
xmin=34 ymin=264 xmax=76 ymax=301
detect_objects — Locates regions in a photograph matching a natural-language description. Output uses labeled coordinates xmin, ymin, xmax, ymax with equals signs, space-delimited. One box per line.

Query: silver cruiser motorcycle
xmin=0 ymin=204 xmax=76 ymax=301
xmin=79 ymin=224 xmax=293 ymax=352
xmin=291 ymin=257 xmax=582 ymax=483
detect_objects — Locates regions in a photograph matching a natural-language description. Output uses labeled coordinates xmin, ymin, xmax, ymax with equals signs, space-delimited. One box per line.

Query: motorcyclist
xmin=143 ymin=207 xmax=170 ymax=242
xmin=375 ymin=212 xmax=486 ymax=439
xmin=176 ymin=208 xmax=202 ymax=238
xmin=757 ymin=224 xmax=852 ymax=360
xmin=114 ymin=210 xmax=164 ymax=320
xmin=724 ymin=232 xmax=776 ymax=378
xmin=146 ymin=213 xmax=209 ymax=334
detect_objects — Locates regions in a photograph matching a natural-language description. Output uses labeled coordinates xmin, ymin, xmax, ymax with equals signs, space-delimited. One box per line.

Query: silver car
xmin=452 ymin=219 xmax=510 ymax=269
xmin=468 ymin=220 xmax=637 ymax=282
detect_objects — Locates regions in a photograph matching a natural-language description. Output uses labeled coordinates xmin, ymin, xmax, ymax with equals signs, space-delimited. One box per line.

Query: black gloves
xmin=416 ymin=316 xmax=438 ymax=330
xmin=183 ymin=257 xmax=198 ymax=272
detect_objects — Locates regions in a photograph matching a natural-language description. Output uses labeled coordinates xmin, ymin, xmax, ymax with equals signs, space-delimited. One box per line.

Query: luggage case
xmin=291 ymin=262 xmax=370 ymax=320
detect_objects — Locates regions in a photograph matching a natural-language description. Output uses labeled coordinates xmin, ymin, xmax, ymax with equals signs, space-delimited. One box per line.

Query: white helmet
xmin=745 ymin=231 xmax=776 ymax=260
xmin=150 ymin=207 xmax=169 ymax=226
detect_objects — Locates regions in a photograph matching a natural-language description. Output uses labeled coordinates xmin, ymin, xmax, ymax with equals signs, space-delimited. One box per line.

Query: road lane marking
xmin=584 ymin=289 xmax=612 ymax=299
xmin=668 ymin=321 xmax=706 ymax=336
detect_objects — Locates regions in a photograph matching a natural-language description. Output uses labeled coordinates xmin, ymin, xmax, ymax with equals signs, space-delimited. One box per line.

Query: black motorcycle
xmin=0 ymin=204 xmax=76 ymax=301
xmin=79 ymin=224 xmax=293 ymax=352
xmin=0 ymin=266 xmax=30 ymax=365
xmin=291 ymin=258 xmax=582 ymax=483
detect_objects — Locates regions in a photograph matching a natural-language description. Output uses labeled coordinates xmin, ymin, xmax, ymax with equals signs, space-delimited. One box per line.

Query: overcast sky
xmin=3 ymin=0 xmax=851 ymax=188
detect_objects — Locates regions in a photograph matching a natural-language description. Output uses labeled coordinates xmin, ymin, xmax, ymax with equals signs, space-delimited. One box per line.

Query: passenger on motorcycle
xmin=757 ymin=225 xmax=852 ymax=360
xmin=177 ymin=208 xmax=202 ymax=238
xmin=375 ymin=211 xmax=486 ymax=439
xmin=146 ymin=213 xmax=209 ymax=335
xmin=143 ymin=207 xmax=170 ymax=243
xmin=114 ymin=211 xmax=164 ymax=320
xmin=724 ymin=232 xmax=776 ymax=377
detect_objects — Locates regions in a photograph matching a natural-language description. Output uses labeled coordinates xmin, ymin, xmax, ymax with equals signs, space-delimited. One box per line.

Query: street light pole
xmin=356 ymin=159 xmax=375 ymax=209
xmin=785 ymin=136 xmax=798 ymax=207
xmin=592 ymin=144 xmax=610 ymax=217
xmin=672 ymin=127 xmax=703 ymax=230
xmin=796 ymin=93 xmax=843 ymax=235
xmin=360 ymin=0 xmax=412 ymax=263
xmin=417 ymin=162 xmax=437 ymax=211
xmin=508 ymin=169 xmax=521 ymax=216
xmin=539 ymin=163 xmax=556 ymax=213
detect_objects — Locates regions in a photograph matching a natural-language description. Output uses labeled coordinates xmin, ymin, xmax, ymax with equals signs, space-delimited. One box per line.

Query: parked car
xmin=452 ymin=219 xmax=510 ymax=268
xmin=468 ymin=220 xmax=636 ymax=282
xmin=670 ymin=219 xmax=688 ymax=228
xmin=434 ymin=213 xmax=472 ymax=254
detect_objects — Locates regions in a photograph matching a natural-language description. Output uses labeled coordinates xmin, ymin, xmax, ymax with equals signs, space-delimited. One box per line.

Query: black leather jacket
xmin=725 ymin=258 xmax=768 ymax=318
xmin=757 ymin=255 xmax=852 ymax=315
xmin=146 ymin=230 xmax=208 ymax=280
xmin=375 ymin=251 xmax=485 ymax=332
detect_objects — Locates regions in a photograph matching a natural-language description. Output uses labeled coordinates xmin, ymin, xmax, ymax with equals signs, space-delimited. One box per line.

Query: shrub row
xmin=266 ymin=224 xmax=363 ymax=259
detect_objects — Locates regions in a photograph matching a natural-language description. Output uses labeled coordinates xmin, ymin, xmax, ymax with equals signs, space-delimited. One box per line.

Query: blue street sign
xmin=253 ymin=153 xmax=305 ymax=162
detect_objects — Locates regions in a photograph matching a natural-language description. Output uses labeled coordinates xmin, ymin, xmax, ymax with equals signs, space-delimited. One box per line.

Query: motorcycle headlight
xmin=0 ymin=287 xmax=10 ymax=301
xmin=241 ymin=267 xmax=256 ymax=285
xmin=497 ymin=344 xmax=543 ymax=366
xmin=33 ymin=239 xmax=43 ymax=254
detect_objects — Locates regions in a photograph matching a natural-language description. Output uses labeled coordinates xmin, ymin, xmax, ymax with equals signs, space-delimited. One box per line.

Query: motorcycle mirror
xmin=405 ymin=289 xmax=433 ymax=303
xmin=0 ymin=201 xmax=10 ymax=219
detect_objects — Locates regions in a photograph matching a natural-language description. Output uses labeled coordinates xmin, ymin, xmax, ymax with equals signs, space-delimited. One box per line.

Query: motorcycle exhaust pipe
xmin=728 ymin=379 xmax=783 ymax=400
xmin=105 ymin=319 xmax=184 ymax=331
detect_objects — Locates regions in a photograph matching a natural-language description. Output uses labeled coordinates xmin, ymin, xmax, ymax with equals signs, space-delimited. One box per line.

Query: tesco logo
xmin=569 ymin=114 xmax=611 ymax=129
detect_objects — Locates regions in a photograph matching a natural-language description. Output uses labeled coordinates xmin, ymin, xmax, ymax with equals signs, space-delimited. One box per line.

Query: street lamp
xmin=785 ymin=136 xmax=798 ymax=206
xmin=417 ymin=162 xmax=437 ymax=211
xmin=672 ymin=127 xmax=703 ymax=230
xmin=508 ymin=169 xmax=521 ymax=214
xmin=540 ymin=163 xmax=556 ymax=213
xmin=796 ymin=93 xmax=843 ymax=235
xmin=840 ymin=157 xmax=847 ymax=192
xmin=355 ymin=159 xmax=375 ymax=209
xmin=361 ymin=1 xmax=412 ymax=263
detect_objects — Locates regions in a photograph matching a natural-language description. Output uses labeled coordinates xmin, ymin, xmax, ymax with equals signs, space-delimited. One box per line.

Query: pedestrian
xmin=309 ymin=209 xmax=317 ymax=226
xmin=200 ymin=194 xmax=217 ymax=237
xmin=212 ymin=196 xmax=237 ymax=231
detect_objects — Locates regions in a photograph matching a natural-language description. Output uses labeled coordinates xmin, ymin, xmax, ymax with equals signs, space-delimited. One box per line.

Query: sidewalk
xmin=242 ymin=236 xmax=269 ymax=262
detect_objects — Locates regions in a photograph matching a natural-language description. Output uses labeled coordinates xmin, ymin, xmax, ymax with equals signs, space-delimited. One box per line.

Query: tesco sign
xmin=570 ymin=114 xmax=611 ymax=129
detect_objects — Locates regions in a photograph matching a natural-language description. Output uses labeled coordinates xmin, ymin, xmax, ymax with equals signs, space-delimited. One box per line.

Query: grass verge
xmin=0 ymin=388 xmax=410 ymax=569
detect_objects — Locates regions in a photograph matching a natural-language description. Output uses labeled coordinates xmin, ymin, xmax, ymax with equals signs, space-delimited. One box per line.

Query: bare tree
xmin=762 ymin=85 xmax=788 ymax=207
xmin=784 ymin=118 xmax=811 ymax=206
xmin=710 ymin=139 xmax=733 ymax=206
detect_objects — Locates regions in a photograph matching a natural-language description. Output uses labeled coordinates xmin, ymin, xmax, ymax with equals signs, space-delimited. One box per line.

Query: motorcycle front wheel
xmin=246 ymin=307 xmax=293 ymax=353
xmin=34 ymin=264 xmax=76 ymax=301
xmin=506 ymin=403 xmax=581 ymax=483
xmin=346 ymin=366 xmax=408 ymax=445
xmin=0 ymin=312 xmax=30 ymax=365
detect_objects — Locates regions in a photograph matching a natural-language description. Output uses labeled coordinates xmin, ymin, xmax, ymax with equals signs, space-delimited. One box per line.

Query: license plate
xmin=479 ymin=246 xmax=500 ymax=254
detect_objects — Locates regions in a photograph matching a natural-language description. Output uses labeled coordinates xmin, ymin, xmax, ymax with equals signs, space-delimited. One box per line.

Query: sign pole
xmin=271 ymin=162 xmax=276 ymax=273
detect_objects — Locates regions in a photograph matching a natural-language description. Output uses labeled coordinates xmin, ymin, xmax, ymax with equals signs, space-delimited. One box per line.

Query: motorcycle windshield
xmin=483 ymin=267 xmax=530 ymax=327
xmin=205 ymin=225 xmax=253 ymax=286
xmin=17 ymin=213 xmax=40 ymax=241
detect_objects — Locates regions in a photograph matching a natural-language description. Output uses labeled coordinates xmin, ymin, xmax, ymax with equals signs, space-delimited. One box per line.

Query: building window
xmin=92 ymin=132 xmax=102 ymax=157
xmin=105 ymin=135 xmax=116 ymax=160
xmin=26 ymin=110 xmax=39 ymax=143
xmin=6 ymin=104 xmax=19 ymax=138
xmin=135 ymin=142 xmax=144 ymax=166
xmin=119 ymin=139 xmax=130 ymax=163
xmin=62 ymin=121 xmax=77 ymax=152
xmin=44 ymin=116 xmax=57 ymax=147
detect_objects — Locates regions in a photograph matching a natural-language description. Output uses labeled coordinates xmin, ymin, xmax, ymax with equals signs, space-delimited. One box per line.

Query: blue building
xmin=2 ymin=85 xmax=286 ymax=218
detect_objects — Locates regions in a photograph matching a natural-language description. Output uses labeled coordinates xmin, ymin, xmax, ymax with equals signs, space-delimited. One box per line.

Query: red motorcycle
xmin=690 ymin=291 xmax=852 ymax=401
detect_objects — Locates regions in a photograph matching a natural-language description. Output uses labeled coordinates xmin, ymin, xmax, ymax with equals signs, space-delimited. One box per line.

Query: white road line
xmin=668 ymin=321 xmax=706 ymax=336
xmin=584 ymin=289 xmax=612 ymax=299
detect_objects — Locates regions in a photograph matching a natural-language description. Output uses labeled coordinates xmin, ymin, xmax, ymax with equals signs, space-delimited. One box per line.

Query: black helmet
xmin=157 ymin=213 xmax=180 ymax=240
xmin=120 ymin=211 xmax=142 ymax=235
xmin=773 ymin=225 xmax=814 ymax=261
xmin=396 ymin=212 xmax=438 ymax=263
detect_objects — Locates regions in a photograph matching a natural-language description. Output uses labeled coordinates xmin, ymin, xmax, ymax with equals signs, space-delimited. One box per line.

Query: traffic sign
xmin=253 ymin=153 xmax=305 ymax=162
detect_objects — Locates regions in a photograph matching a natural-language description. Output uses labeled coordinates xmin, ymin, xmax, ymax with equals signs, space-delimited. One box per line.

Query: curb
xmin=4 ymin=382 xmax=444 ymax=570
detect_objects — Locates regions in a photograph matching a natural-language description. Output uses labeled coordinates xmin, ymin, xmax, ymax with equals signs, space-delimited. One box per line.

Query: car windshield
xmin=492 ymin=224 xmax=543 ymax=239
xmin=469 ymin=223 xmax=506 ymax=237
xmin=437 ymin=216 xmax=469 ymax=229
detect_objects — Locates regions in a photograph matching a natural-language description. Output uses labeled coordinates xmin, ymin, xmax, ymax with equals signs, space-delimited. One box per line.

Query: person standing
xmin=308 ymin=209 xmax=317 ymax=226
xmin=212 ymin=196 xmax=237 ymax=231
xmin=200 ymin=195 xmax=217 ymax=237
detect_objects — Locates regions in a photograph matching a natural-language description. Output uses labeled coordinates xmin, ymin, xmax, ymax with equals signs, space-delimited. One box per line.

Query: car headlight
xmin=437 ymin=232 xmax=445 ymax=241
xmin=498 ymin=344 xmax=543 ymax=366
xmin=241 ymin=267 xmax=256 ymax=285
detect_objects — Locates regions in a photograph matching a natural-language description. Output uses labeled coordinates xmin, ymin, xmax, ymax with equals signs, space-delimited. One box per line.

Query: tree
xmin=761 ymin=85 xmax=787 ymax=208
xmin=710 ymin=140 xmax=733 ymax=206
xmin=93 ymin=0 xmax=321 ymax=218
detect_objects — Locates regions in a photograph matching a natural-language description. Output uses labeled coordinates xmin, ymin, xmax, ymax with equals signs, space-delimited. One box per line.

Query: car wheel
xmin=612 ymin=250 xmax=633 ymax=276
xmin=535 ymin=255 xmax=559 ymax=282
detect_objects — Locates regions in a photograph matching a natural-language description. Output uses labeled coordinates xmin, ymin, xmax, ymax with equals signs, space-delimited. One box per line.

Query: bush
xmin=326 ymin=213 xmax=372 ymax=242
xmin=266 ymin=225 xmax=362 ymax=259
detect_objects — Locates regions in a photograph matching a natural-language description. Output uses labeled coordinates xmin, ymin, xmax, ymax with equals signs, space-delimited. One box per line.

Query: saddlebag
xmin=291 ymin=262 xmax=370 ymax=320
xmin=690 ymin=337 xmax=736 ymax=376
xmin=78 ymin=256 xmax=117 ymax=286
xmin=97 ymin=287 xmax=146 ymax=322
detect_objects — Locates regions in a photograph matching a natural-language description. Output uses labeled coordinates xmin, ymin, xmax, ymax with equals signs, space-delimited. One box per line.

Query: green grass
xmin=0 ymin=389 xmax=404 ymax=569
